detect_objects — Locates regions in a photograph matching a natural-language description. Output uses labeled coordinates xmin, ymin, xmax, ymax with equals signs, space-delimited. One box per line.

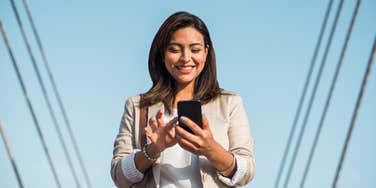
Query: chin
xmin=175 ymin=77 xmax=195 ymax=85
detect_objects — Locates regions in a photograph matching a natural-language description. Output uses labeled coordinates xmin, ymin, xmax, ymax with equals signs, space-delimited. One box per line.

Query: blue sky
xmin=0 ymin=0 xmax=375 ymax=187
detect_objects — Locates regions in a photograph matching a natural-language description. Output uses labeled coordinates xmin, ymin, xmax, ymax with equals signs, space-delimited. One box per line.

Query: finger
xmin=149 ymin=117 xmax=158 ymax=132
xmin=175 ymin=125 xmax=201 ymax=146
xmin=177 ymin=136 xmax=199 ymax=153
xmin=179 ymin=116 xmax=203 ymax=136
xmin=201 ymin=114 xmax=210 ymax=130
xmin=167 ymin=127 xmax=176 ymax=138
xmin=144 ymin=128 xmax=152 ymax=138
xmin=156 ymin=109 xmax=165 ymax=126
xmin=165 ymin=117 xmax=178 ymax=130
xmin=162 ymin=117 xmax=177 ymax=137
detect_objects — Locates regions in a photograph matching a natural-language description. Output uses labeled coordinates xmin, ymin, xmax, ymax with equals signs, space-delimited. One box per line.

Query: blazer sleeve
xmin=227 ymin=94 xmax=256 ymax=186
xmin=111 ymin=97 xmax=137 ymax=188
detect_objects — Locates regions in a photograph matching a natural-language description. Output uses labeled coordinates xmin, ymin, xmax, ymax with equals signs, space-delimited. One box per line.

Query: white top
xmin=121 ymin=109 xmax=248 ymax=187
xmin=159 ymin=110 xmax=202 ymax=187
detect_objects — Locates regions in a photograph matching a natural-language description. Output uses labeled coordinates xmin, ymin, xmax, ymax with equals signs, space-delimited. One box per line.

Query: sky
xmin=0 ymin=0 xmax=375 ymax=187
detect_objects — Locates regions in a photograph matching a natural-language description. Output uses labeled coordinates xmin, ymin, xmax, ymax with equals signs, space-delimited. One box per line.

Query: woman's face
xmin=164 ymin=27 xmax=208 ymax=87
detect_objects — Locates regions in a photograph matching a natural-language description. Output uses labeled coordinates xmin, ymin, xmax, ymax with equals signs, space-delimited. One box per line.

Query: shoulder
xmin=204 ymin=90 xmax=247 ymax=122
xmin=123 ymin=95 xmax=142 ymax=110
xmin=205 ymin=90 xmax=244 ymax=111
xmin=126 ymin=95 xmax=141 ymax=104
xmin=217 ymin=90 xmax=243 ymax=104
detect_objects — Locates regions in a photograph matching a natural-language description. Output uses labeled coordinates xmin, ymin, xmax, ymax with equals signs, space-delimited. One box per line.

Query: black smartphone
xmin=177 ymin=100 xmax=202 ymax=134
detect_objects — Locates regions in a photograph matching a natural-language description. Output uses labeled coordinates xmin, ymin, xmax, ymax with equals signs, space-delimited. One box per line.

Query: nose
xmin=181 ymin=50 xmax=191 ymax=63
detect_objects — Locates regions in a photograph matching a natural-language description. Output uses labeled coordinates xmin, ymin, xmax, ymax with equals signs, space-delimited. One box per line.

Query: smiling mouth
xmin=175 ymin=65 xmax=196 ymax=70
xmin=175 ymin=65 xmax=196 ymax=75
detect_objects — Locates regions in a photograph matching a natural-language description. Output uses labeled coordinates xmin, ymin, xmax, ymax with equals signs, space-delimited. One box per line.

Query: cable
xmin=300 ymin=0 xmax=362 ymax=187
xmin=21 ymin=0 xmax=94 ymax=187
xmin=0 ymin=119 xmax=25 ymax=188
xmin=282 ymin=0 xmax=345 ymax=187
xmin=332 ymin=36 xmax=376 ymax=188
xmin=273 ymin=0 xmax=335 ymax=187
xmin=0 ymin=18 xmax=62 ymax=188
xmin=21 ymin=1 xmax=93 ymax=187
xmin=8 ymin=0 xmax=82 ymax=187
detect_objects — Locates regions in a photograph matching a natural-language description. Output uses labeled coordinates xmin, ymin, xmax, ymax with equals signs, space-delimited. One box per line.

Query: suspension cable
xmin=282 ymin=0 xmax=345 ymax=187
xmin=273 ymin=0 xmax=334 ymax=187
xmin=21 ymin=0 xmax=93 ymax=187
xmin=8 ymin=0 xmax=82 ymax=187
xmin=332 ymin=36 xmax=376 ymax=188
xmin=300 ymin=1 xmax=362 ymax=187
xmin=0 ymin=18 xmax=62 ymax=188
xmin=0 ymin=119 xmax=24 ymax=188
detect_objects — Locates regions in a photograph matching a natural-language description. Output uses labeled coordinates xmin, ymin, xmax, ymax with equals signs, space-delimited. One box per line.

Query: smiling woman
xmin=111 ymin=11 xmax=255 ymax=188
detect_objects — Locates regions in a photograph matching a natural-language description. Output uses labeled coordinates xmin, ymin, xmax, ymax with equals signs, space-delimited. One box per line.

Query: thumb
xmin=165 ymin=117 xmax=178 ymax=130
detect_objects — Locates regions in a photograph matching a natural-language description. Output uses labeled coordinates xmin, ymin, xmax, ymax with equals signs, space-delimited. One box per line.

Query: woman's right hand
xmin=144 ymin=109 xmax=178 ymax=154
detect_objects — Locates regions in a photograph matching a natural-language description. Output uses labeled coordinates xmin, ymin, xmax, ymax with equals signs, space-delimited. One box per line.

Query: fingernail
xmin=179 ymin=116 xmax=186 ymax=121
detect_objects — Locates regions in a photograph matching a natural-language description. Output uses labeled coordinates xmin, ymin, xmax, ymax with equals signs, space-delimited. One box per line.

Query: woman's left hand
xmin=175 ymin=114 xmax=220 ymax=158
xmin=176 ymin=114 xmax=236 ymax=177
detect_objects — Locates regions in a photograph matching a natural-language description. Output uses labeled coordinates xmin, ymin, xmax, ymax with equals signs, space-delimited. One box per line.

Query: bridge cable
xmin=0 ymin=119 xmax=25 ymax=188
xmin=21 ymin=0 xmax=93 ymax=187
xmin=300 ymin=0 xmax=362 ymax=187
xmin=0 ymin=18 xmax=62 ymax=188
xmin=9 ymin=0 xmax=82 ymax=187
xmin=332 ymin=36 xmax=376 ymax=188
xmin=282 ymin=0 xmax=345 ymax=187
xmin=273 ymin=0 xmax=335 ymax=187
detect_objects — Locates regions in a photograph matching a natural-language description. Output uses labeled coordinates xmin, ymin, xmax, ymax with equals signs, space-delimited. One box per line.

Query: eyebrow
xmin=168 ymin=42 xmax=204 ymax=47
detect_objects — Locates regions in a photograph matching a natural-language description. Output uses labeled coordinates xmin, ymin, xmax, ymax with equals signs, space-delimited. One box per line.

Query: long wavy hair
xmin=141 ymin=11 xmax=223 ymax=113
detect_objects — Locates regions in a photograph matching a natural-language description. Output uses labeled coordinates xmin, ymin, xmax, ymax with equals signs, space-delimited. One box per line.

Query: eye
xmin=191 ymin=48 xmax=201 ymax=53
xmin=168 ymin=47 xmax=180 ymax=53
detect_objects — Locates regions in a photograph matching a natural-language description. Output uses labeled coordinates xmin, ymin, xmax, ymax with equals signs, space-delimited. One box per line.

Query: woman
xmin=111 ymin=11 xmax=255 ymax=187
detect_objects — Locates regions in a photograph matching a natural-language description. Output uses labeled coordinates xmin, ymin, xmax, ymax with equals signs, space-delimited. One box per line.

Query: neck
xmin=173 ymin=81 xmax=195 ymax=108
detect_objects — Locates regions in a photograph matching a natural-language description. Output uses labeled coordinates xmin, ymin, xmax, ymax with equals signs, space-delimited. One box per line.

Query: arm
xmin=111 ymin=97 xmax=138 ymax=187
xmin=111 ymin=99 xmax=178 ymax=187
xmin=226 ymin=94 xmax=256 ymax=185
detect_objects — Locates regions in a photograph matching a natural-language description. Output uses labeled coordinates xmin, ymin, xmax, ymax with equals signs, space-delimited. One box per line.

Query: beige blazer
xmin=111 ymin=92 xmax=255 ymax=187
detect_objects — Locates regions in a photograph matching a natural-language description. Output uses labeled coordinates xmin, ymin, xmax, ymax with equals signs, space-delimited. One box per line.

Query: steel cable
xmin=332 ymin=36 xmax=376 ymax=188
xmin=273 ymin=0 xmax=335 ymax=187
xmin=21 ymin=0 xmax=93 ymax=187
xmin=0 ymin=119 xmax=24 ymax=188
xmin=8 ymin=0 xmax=82 ymax=187
xmin=0 ymin=18 xmax=62 ymax=188
xmin=282 ymin=0 xmax=345 ymax=187
xmin=300 ymin=0 xmax=362 ymax=187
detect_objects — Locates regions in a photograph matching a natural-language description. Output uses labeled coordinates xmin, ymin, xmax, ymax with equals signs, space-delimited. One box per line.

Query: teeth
xmin=176 ymin=65 xmax=195 ymax=70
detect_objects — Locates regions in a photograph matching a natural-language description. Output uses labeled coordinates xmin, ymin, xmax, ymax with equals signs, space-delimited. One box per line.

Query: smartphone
xmin=177 ymin=100 xmax=202 ymax=134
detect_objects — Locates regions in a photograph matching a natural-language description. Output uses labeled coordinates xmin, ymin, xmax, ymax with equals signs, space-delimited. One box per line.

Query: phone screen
xmin=177 ymin=100 xmax=202 ymax=134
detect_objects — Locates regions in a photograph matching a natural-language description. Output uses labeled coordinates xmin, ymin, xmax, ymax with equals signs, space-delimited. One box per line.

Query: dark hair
xmin=141 ymin=11 xmax=222 ymax=113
